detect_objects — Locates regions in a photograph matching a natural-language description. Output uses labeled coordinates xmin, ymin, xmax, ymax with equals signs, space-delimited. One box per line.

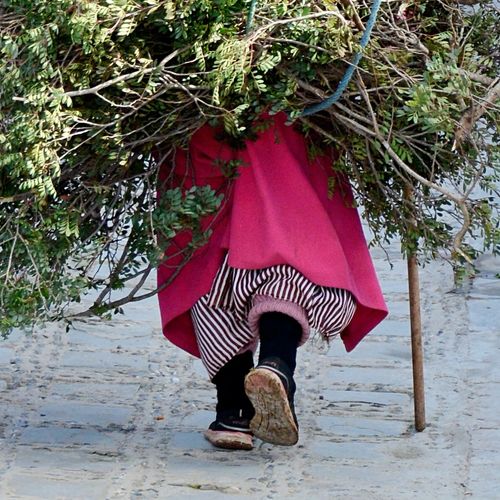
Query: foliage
xmin=0 ymin=0 xmax=499 ymax=335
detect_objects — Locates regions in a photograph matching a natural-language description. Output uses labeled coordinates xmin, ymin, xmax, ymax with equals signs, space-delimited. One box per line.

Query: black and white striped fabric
xmin=191 ymin=254 xmax=356 ymax=379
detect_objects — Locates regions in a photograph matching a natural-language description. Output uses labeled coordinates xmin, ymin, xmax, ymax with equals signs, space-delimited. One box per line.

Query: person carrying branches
xmin=1 ymin=0 xmax=497 ymax=450
xmin=157 ymin=112 xmax=388 ymax=450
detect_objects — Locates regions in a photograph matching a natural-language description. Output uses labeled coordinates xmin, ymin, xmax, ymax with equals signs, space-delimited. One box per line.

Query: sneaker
xmin=204 ymin=413 xmax=254 ymax=450
xmin=244 ymin=357 xmax=298 ymax=446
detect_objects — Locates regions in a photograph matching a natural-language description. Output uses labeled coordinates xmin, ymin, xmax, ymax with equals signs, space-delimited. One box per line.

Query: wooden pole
xmin=407 ymin=252 xmax=426 ymax=431
xmin=404 ymin=185 xmax=426 ymax=431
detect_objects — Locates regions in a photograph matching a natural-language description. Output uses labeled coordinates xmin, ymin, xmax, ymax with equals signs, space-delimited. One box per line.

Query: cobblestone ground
xmin=0 ymin=244 xmax=499 ymax=499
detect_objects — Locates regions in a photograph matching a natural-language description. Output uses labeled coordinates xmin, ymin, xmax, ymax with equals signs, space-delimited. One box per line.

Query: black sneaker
xmin=244 ymin=357 xmax=298 ymax=446
xmin=204 ymin=412 xmax=254 ymax=450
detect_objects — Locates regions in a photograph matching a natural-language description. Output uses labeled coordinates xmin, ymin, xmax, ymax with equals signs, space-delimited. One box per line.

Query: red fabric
xmin=157 ymin=113 xmax=388 ymax=357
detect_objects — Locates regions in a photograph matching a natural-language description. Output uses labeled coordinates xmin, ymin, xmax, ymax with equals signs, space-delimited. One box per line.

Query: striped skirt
xmin=191 ymin=254 xmax=356 ymax=379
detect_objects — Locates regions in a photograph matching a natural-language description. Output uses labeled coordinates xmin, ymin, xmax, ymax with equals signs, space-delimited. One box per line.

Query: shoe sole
xmin=204 ymin=429 xmax=254 ymax=450
xmin=244 ymin=368 xmax=298 ymax=446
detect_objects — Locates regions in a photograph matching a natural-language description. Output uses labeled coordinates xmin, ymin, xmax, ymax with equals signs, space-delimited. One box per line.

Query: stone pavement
xmin=0 ymin=245 xmax=499 ymax=499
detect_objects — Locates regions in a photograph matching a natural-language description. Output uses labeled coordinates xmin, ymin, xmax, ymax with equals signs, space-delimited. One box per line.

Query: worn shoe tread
xmin=203 ymin=417 xmax=253 ymax=450
xmin=244 ymin=367 xmax=298 ymax=446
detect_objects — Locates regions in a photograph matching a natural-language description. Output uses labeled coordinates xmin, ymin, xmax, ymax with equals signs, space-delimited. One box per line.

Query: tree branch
xmin=454 ymin=78 xmax=500 ymax=147
xmin=62 ymin=49 xmax=184 ymax=98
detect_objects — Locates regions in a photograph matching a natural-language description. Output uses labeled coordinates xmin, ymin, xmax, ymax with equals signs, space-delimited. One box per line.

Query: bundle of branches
xmin=0 ymin=0 xmax=498 ymax=335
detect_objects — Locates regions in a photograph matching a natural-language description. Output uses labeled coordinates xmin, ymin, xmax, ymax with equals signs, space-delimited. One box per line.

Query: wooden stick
xmin=407 ymin=252 xmax=426 ymax=431
xmin=403 ymin=185 xmax=426 ymax=431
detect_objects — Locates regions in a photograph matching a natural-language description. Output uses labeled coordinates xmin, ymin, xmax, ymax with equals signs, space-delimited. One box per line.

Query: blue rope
xmin=246 ymin=0 xmax=258 ymax=34
xmin=245 ymin=0 xmax=382 ymax=116
xmin=301 ymin=0 xmax=382 ymax=117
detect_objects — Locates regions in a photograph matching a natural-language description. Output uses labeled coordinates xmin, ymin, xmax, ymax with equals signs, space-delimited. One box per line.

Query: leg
xmin=213 ymin=350 xmax=255 ymax=420
xmin=204 ymin=350 xmax=255 ymax=450
xmin=245 ymin=311 xmax=303 ymax=446
xmin=258 ymin=311 xmax=302 ymax=372
xmin=191 ymin=296 xmax=257 ymax=450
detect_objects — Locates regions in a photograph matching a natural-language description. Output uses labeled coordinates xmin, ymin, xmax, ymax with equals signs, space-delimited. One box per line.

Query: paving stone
xmin=121 ymin=299 xmax=161 ymax=319
xmin=167 ymin=431 xmax=214 ymax=451
xmin=181 ymin=410 xmax=213 ymax=429
xmin=320 ymin=365 xmax=412 ymax=389
xmin=310 ymin=439 xmax=387 ymax=461
xmin=467 ymin=297 xmax=500 ymax=330
xmin=162 ymin=454 xmax=264 ymax=484
xmin=37 ymin=401 xmax=134 ymax=427
xmin=384 ymin=300 xmax=410 ymax=318
xmin=373 ymin=259 xmax=409 ymax=276
xmin=0 ymin=328 xmax=26 ymax=345
xmin=155 ymin=485 xmax=248 ymax=499
xmin=379 ymin=279 xmax=410 ymax=294
xmin=329 ymin=339 xmax=412 ymax=363
xmin=468 ymin=277 xmax=500 ymax=298
xmin=464 ymin=391 xmax=500 ymax=426
xmin=319 ymin=389 xmax=411 ymax=407
xmin=0 ymin=347 xmax=15 ymax=365
xmin=6 ymin=473 xmax=109 ymax=499
xmin=474 ymin=253 xmax=500 ymax=276
xmin=470 ymin=428 xmax=500 ymax=455
xmin=50 ymin=382 xmax=141 ymax=401
xmin=303 ymin=462 xmax=465 ymax=499
xmin=193 ymin=359 xmax=209 ymax=379
xmin=71 ymin=321 xmax=152 ymax=340
xmin=467 ymin=462 xmax=500 ymax=499
xmin=18 ymin=426 xmax=123 ymax=448
xmin=67 ymin=332 xmax=129 ymax=350
xmin=61 ymin=350 xmax=149 ymax=372
xmin=370 ymin=318 xmax=410 ymax=337
xmin=68 ymin=329 xmax=156 ymax=351
xmin=315 ymin=415 xmax=410 ymax=438
xmin=13 ymin=447 xmax=118 ymax=473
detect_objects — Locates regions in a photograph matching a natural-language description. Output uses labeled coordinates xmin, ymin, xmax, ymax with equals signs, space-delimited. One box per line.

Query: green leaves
xmin=154 ymin=186 xmax=223 ymax=242
xmin=0 ymin=0 xmax=498 ymax=335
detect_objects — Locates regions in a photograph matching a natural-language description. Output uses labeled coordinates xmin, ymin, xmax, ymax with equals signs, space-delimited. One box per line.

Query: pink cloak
xmin=157 ymin=113 xmax=388 ymax=357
